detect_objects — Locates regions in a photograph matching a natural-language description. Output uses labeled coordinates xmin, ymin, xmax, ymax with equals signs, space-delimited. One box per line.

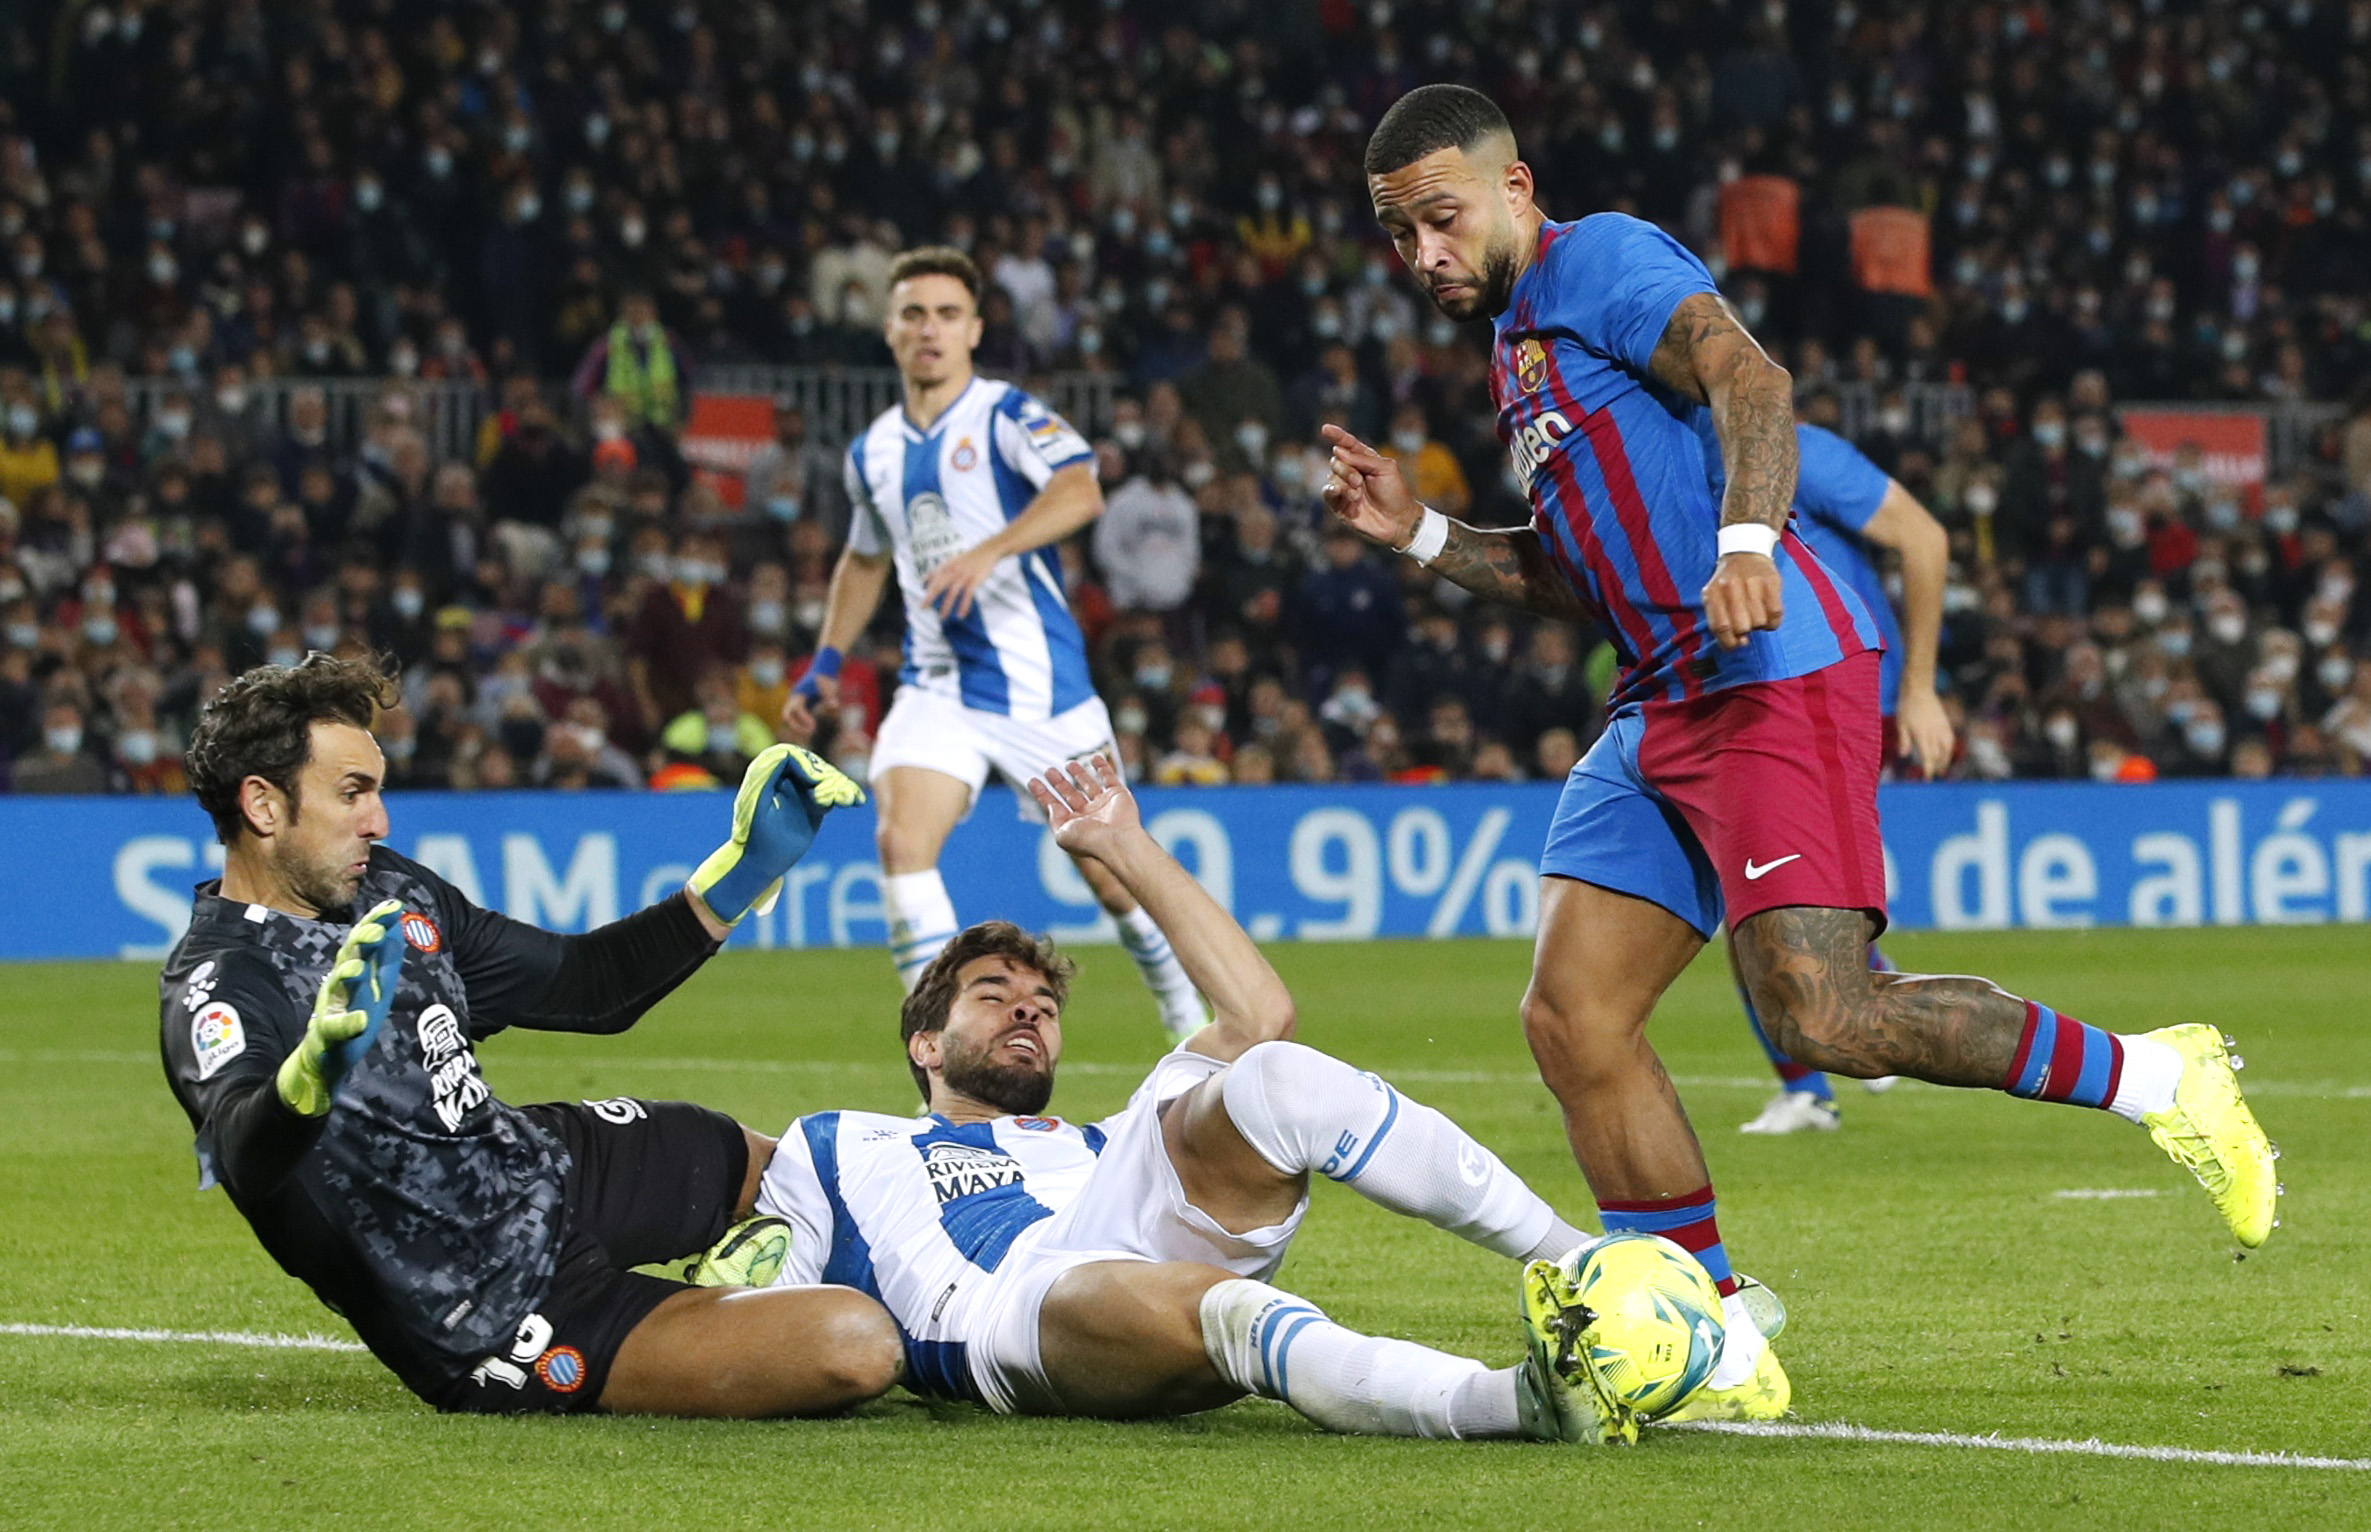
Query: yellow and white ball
xmin=1560 ymin=1231 xmax=1726 ymax=1419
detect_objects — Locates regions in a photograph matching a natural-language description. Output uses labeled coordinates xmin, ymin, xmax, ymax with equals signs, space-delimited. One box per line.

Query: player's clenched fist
xmin=1319 ymin=423 xmax=1421 ymax=549
xmin=1701 ymin=551 xmax=1785 ymax=650
xmin=277 ymin=897 xmax=407 ymax=1117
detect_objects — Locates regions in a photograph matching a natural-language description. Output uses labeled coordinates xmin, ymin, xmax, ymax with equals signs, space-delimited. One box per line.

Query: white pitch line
xmin=0 ymin=1321 xmax=366 ymax=1352
xmin=1672 ymin=1419 xmax=2371 ymax=1471
xmin=2051 ymin=1188 xmax=2164 ymax=1200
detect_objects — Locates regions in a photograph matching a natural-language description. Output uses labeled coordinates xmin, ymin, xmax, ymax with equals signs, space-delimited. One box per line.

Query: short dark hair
xmin=1364 ymin=84 xmax=1514 ymax=177
xmin=887 ymin=245 xmax=983 ymax=305
xmin=900 ymin=921 xmax=1077 ymax=1102
xmin=185 ymin=653 xmax=399 ymax=844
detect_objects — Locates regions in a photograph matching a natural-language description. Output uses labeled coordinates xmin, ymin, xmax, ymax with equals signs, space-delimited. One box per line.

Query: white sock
xmin=1113 ymin=905 xmax=1205 ymax=1040
xmin=2108 ymin=1033 xmax=2184 ymax=1123
xmin=882 ymin=870 xmax=959 ymax=994
xmin=1220 ymin=1040 xmax=1587 ymax=1262
xmin=1709 ymin=1289 xmax=1769 ymax=1390
xmin=1199 ymin=1279 xmax=1519 ymax=1438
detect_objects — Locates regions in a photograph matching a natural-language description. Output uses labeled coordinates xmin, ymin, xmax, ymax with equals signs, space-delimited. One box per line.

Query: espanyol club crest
xmin=401 ymin=912 xmax=442 ymax=953
xmin=950 ymin=437 xmax=978 ymax=472
xmin=534 ymin=1344 xmax=587 ymax=1393
xmin=1515 ymin=337 xmax=1549 ymax=395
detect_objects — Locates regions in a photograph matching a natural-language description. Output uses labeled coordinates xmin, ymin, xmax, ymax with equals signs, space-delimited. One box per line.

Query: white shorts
xmin=868 ymin=685 xmax=1117 ymax=822
xmin=961 ymin=1050 xmax=1308 ymax=1414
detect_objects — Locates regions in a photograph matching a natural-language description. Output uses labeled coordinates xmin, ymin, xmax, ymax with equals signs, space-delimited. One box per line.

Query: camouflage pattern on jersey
xmin=159 ymin=848 xmax=567 ymax=1382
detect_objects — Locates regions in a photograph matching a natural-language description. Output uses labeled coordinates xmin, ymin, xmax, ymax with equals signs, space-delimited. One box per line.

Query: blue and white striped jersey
xmin=845 ymin=377 xmax=1098 ymax=721
xmin=759 ymin=1107 xmax=1110 ymax=1400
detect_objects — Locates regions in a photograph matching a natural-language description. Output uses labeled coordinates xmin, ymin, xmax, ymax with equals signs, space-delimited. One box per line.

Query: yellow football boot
xmin=1659 ymin=1339 xmax=1791 ymax=1423
xmin=1516 ymin=1259 xmax=1638 ymax=1445
xmin=2140 ymin=1024 xmax=2280 ymax=1248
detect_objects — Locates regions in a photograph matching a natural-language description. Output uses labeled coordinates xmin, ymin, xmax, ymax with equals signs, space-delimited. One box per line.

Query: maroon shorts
xmin=1635 ymin=649 xmax=1889 ymax=934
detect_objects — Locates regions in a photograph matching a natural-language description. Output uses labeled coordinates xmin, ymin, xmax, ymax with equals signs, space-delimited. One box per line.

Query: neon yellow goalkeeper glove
xmin=277 ymin=898 xmax=406 ymax=1117
xmin=688 ymin=744 xmax=866 ymax=926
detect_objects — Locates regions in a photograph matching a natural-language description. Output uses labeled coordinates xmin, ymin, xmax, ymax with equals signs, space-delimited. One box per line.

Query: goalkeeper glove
xmin=688 ymin=743 xmax=865 ymax=926
xmin=277 ymin=898 xmax=406 ymax=1117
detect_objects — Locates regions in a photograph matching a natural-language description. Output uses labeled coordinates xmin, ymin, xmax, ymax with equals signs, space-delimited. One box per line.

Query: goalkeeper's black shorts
xmin=427 ymin=1097 xmax=749 ymax=1414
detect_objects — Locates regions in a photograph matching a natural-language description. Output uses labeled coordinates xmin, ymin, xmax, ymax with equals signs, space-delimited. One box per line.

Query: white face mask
xmin=1391 ymin=428 xmax=1426 ymax=455
xmin=118 ymin=729 xmax=159 ymax=766
xmin=45 ymin=725 xmax=84 ymax=756
xmin=748 ymin=656 xmax=785 ymax=689
xmin=2209 ymin=612 xmax=2248 ymax=646
xmin=2133 ymin=590 xmax=2170 ymax=625
xmin=2044 ymin=715 xmax=2080 ymax=749
xmin=2319 ymin=657 xmax=2355 ymax=692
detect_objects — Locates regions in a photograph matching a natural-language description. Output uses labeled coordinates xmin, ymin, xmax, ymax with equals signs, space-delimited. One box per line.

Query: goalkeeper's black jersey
xmin=159 ymin=845 xmax=717 ymax=1397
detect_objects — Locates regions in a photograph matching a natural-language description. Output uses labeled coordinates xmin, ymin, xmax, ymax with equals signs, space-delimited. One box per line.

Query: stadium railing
xmin=111 ymin=372 xmax=2335 ymax=475
xmin=124 ymin=375 xmax=487 ymax=463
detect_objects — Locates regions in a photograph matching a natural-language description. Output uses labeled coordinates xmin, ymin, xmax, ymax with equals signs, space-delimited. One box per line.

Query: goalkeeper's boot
xmin=2139 ymin=1023 xmax=2280 ymax=1248
xmin=1515 ymin=1259 xmax=1636 ymax=1445
xmin=676 ymin=1216 xmax=793 ymax=1288
xmin=1660 ymin=1331 xmax=1791 ymax=1424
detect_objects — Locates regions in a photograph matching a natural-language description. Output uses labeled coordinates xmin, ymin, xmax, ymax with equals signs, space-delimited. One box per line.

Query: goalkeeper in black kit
xmin=159 ymin=654 xmax=903 ymax=1416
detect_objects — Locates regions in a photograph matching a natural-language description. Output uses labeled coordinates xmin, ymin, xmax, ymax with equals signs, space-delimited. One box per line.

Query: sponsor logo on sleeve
xmin=191 ymin=1002 xmax=246 ymax=1081
xmin=182 ymin=960 xmax=219 ymax=1012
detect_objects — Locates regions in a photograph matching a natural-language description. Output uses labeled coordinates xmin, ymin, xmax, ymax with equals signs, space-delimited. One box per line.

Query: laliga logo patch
xmin=535 ymin=1344 xmax=587 ymax=1393
xmin=950 ymin=437 xmax=978 ymax=472
xmin=191 ymin=1001 xmax=246 ymax=1082
xmin=401 ymin=912 xmax=442 ymax=953
xmin=1515 ymin=337 xmax=1549 ymax=395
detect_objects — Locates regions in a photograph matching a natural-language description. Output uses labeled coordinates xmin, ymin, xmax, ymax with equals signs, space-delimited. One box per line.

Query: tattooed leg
xmin=1730 ymin=906 xmax=2025 ymax=1085
xmin=1732 ymin=907 xmax=2185 ymax=1119
xmin=1520 ymin=877 xmax=1710 ymax=1199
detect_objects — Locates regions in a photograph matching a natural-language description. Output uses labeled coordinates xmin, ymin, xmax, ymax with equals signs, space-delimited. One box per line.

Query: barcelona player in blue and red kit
xmin=1323 ymin=84 xmax=2278 ymax=1422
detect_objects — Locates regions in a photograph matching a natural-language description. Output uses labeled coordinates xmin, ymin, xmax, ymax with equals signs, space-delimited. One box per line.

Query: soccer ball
xmin=1560 ymin=1232 xmax=1726 ymax=1419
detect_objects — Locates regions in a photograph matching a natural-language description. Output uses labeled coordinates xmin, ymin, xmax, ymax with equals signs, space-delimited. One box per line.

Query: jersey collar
xmin=900 ymin=375 xmax=979 ymax=440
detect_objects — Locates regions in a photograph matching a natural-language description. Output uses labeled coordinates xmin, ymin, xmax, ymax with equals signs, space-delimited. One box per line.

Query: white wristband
xmin=1717 ymin=523 xmax=1780 ymax=560
xmin=1400 ymin=507 xmax=1450 ymax=566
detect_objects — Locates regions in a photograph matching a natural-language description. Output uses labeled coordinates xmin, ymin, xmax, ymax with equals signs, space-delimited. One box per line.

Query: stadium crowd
xmin=2 ymin=0 xmax=2371 ymax=795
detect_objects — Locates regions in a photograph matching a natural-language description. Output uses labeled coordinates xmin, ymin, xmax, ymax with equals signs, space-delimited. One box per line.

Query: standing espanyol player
xmin=783 ymin=247 xmax=1205 ymax=1040
xmin=1322 ymin=83 xmax=2279 ymax=1423
xmin=1735 ymin=421 xmax=1955 ymax=1135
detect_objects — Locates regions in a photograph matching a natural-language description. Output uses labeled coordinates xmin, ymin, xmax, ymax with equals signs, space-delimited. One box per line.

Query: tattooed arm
xmin=1645 ymin=292 xmax=1797 ymax=648
xmin=1318 ymin=423 xmax=1587 ymax=620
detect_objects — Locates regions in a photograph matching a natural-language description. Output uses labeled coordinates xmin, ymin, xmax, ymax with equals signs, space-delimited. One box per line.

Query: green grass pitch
xmin=2 ymin=928 xmax=2366 ymax=1529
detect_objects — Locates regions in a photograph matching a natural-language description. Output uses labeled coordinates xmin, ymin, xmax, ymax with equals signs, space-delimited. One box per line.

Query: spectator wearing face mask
xmin=1094 ymin=449 xmax=1200 ymax=616
xmin=0 ymin=388 xmax=56 ymax=507
xmin=626 ymin=531 xmax=745 ymax=727
xmin=1377 ymin=403 xmax=1471 ymax=520
xmin=1179 ymin=312 xmax=1281 ymax=467
xmin=11 ymin=698 xmax=105 ymax=794
xmin=1292 ymin=524 xmax=1404 ymax=700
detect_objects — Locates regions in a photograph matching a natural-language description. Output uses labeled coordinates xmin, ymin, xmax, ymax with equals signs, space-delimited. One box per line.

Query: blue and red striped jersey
xmin=1490 ymin=214 xmax=1880 ymax=708
xmin=1789 ymin=423 xmax=1904 ymax=715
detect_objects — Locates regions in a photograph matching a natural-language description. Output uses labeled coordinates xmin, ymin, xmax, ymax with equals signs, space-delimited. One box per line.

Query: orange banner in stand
xmin=2118 ymin=409 xmax=2269 ymax=512
xmin=1847 ymin=206 xmax=1932 ymax=298
xmin=679 ymin=394 xmax=777 ymax=508
xmin=1719 ymin=175 xmax=1800 ymax=277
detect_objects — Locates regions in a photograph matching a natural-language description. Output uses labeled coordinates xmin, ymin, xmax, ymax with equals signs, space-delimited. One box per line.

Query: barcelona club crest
xmin=1515 ymin=337 xmax=1549 ymax=395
